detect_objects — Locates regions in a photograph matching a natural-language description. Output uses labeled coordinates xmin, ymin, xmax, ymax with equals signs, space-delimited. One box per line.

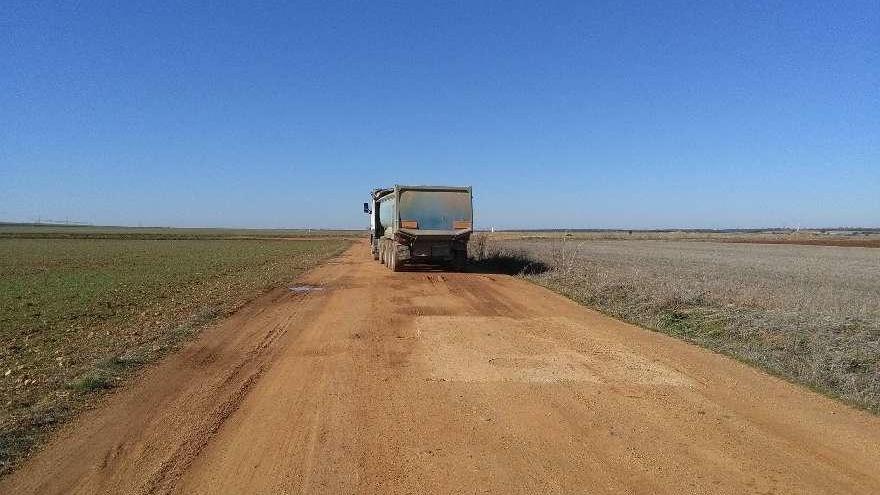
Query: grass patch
xmin=67 ymin=372 xmax=116 ymax=393
xmin=65 ymin=356 xmax=139 ymax=393
xmin=0 ymin=229 xmax=353 ymax=476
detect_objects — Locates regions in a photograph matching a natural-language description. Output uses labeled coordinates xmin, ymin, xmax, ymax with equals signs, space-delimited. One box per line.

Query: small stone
xmin=4 ymin=369 xmax=10 ymax=377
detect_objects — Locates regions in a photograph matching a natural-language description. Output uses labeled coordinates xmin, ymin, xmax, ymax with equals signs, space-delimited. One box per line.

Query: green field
xmin=0 ymin=224 xmax=363 ymax=240
xmin=0 ymin=227 xmax=354 ymax=475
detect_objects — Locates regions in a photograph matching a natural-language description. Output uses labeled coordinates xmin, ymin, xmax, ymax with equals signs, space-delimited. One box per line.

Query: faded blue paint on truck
xmin=377 ymin=195 xmax=396 ymax=230
xmin=398 ymin=189 xmax=472 ymax=230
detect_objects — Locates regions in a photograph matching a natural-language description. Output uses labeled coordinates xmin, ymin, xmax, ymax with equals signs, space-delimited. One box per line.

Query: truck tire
xmin=389 ymin=242 xmax=402 ymax=272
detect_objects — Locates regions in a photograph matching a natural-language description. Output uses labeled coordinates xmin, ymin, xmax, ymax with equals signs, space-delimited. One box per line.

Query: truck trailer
xmin=364 ymin=185 xmax=473 ymax=271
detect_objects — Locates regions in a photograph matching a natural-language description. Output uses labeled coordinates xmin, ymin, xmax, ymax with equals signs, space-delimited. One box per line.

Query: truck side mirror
xmin=363 ymin=202 xmax=371 ymax=214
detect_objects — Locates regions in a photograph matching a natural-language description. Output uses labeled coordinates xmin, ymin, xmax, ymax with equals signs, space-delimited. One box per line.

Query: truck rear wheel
xmin=389 ymin=241 xmax=402 ymax=272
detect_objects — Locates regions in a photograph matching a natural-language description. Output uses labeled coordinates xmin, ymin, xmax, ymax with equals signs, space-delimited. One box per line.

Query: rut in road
xmin=2 ymin=241 xmax=880 ymax=495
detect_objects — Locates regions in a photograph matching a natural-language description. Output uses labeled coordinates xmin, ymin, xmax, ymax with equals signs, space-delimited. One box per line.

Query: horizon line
xmin=2 ymin=221 xmax=879 ymax=233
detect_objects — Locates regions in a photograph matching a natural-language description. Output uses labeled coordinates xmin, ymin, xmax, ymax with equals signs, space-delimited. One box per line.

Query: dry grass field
xmin=487 ymin=229 xmax=880 ymax=247
xmin=472 ymin=233 xmax=880 ymax=413
xmin=0 ymin=227 xmax=353 ymax=475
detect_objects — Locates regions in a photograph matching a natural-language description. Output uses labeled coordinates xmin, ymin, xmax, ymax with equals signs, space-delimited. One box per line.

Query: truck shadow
xmin=395 ymin=255 xmax=549 ymax=275
xmin=465 ymin=252 xmax=550 ymax=275
xmin=395 ymin=263 xmax=452 ymax=273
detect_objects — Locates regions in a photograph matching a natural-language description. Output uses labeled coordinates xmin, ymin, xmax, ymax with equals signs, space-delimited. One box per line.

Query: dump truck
xmin=364 ymin=185 xmax=473 ymax=271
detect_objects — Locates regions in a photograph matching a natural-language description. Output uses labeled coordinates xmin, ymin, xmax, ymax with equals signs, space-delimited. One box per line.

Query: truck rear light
xmin=400 ymin=220 xmax=418 ymax=229
xmin=453 ymin=220 xmax=472 ymax=230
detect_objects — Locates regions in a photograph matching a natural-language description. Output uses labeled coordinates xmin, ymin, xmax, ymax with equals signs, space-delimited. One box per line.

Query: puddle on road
xmin=289 ymin=285 xmax=325 ymax=293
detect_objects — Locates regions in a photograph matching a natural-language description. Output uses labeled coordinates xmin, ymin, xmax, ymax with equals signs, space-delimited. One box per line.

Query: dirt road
xmin=3 ymin=241 xmax=879 ymax=494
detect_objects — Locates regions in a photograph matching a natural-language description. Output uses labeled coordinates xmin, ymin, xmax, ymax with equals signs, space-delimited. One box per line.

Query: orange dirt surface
xmin=3 ymin=241 xmax=879 ymax=494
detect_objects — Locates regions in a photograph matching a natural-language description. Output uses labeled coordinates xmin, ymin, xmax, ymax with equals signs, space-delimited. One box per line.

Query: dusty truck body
xmin=364 ymin=185 xmax=473 ymax=271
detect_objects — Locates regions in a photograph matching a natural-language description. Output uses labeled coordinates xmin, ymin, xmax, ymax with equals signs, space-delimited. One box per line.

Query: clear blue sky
xmin=2 ymin=1 xmax=878 ymax=229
